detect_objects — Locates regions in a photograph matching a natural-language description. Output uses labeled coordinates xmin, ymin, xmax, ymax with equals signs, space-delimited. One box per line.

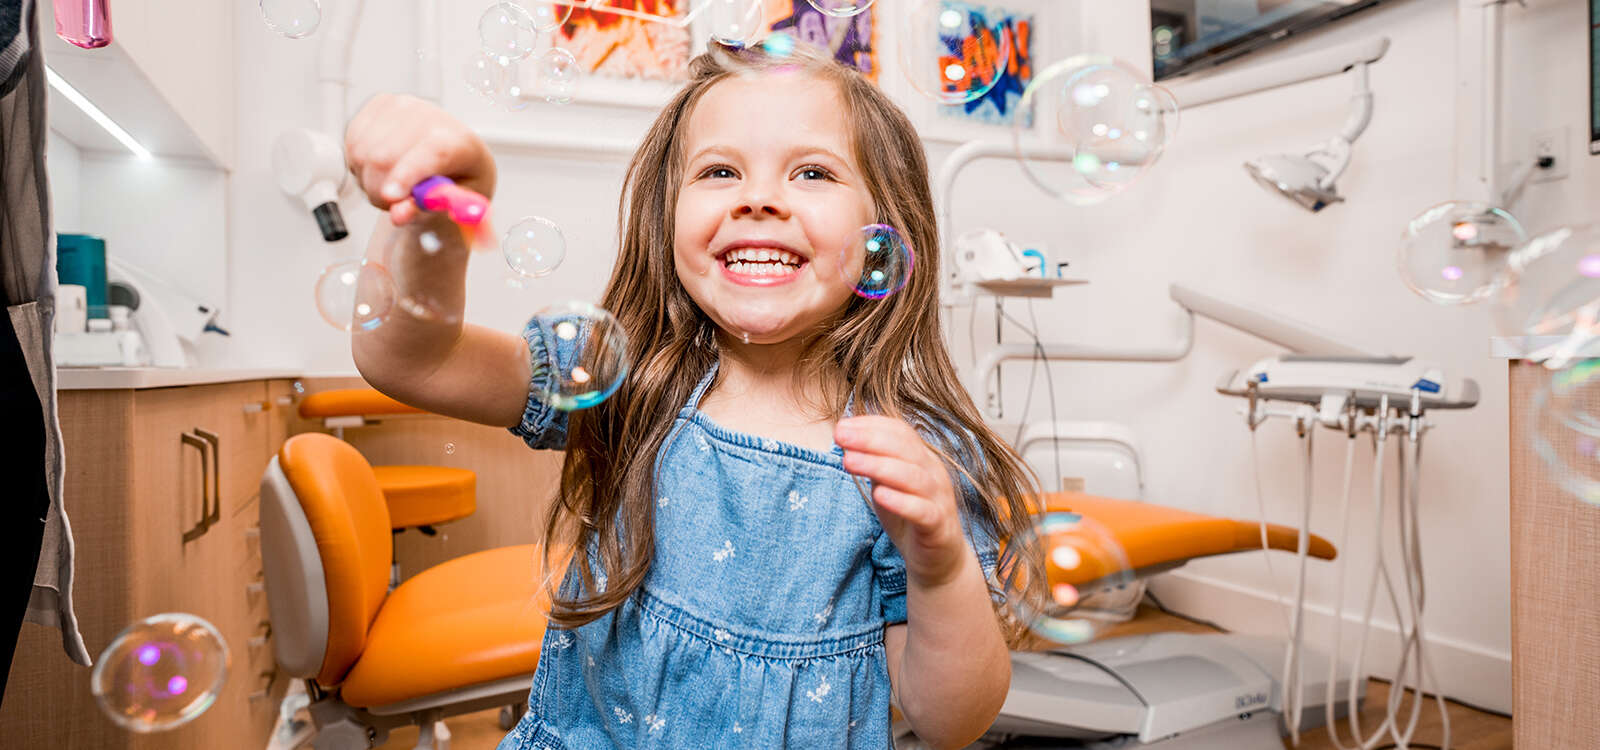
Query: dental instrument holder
xmin=1224 ymin=358 xmax=1473 ymax=750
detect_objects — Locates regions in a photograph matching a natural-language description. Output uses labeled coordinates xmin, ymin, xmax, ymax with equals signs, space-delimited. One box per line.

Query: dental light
xmin=1241 ymin=62 xmax=1372 ymax=213
xmin=1166 ymin=36 xmax=1387 ymax=214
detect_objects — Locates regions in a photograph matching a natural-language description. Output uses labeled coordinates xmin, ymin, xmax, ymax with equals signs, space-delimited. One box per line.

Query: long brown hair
xmin=540 ymin=41 xmax=1047 ymax=645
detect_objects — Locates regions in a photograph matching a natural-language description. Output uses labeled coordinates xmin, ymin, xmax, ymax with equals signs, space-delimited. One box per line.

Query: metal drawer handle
xmin=194 ymin=428 xmax=222 ymax=528
xmin=179 ymin=433 xmax=211 ymax=543
xmin=247 ymin=669 xmax=278 ymax=702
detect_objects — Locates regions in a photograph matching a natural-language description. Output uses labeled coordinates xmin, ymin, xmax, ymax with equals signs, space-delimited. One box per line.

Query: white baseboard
xmin=1147 ymin=571 xmax=1512 ymax=716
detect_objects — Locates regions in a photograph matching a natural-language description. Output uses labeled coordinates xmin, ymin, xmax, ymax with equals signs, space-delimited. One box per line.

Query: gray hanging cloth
xmin=0 ymin=0 xmax=90 ymax=679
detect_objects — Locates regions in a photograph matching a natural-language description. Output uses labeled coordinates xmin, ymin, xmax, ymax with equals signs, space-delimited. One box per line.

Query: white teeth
xmin=728 ymin=260 xmax=796 ymax=277
xmin=724 ymin=248 xmax=803 ymax=266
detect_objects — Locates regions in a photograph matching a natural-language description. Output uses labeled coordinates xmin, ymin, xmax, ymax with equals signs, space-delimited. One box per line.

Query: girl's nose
xmin=732 ymin=190 xmax=790 ymax=220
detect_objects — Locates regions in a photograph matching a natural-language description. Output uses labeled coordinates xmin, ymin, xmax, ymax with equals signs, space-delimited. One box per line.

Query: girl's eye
xmin=796 ymin=166 xmax=834 ymax=181
xmin=700 ymin=166 xmax=737 ymax=180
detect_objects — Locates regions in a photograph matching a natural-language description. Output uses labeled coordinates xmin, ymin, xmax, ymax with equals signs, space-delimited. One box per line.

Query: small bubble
xmin=419 ymin=231 xmax=443 ymax=255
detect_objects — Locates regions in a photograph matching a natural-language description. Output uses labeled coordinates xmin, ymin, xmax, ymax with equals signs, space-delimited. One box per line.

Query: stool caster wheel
xmin=498 ymin=702 xmax=526 ymax=730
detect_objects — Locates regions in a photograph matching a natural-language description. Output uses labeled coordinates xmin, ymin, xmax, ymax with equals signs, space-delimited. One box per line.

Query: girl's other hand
xmin=344 ymin=93 xmax=498 ymax=227
xmin=836 ymin=416 xmax=971 ymax=588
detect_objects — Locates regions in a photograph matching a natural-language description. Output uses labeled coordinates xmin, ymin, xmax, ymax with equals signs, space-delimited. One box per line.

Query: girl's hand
xmin=836 ymin=416 xmax=972 ymax=588
xmin=344 ymin=93 xmax=497 ymax=226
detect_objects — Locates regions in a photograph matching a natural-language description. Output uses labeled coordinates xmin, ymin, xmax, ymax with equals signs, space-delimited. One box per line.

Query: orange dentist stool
xmin=299 ymin=388 xmax=476 ymax=587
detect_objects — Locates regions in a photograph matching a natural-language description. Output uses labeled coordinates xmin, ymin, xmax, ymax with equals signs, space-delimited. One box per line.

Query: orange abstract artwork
xmin=557 ymin=0 xmax=692 ymax=81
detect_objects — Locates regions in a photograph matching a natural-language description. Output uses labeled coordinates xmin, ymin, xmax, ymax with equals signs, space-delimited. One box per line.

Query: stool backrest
xmin=259 ymin=432 xmax=394 ymax=687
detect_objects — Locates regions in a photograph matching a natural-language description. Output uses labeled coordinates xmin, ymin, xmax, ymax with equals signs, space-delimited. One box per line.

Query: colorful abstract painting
xmin=936 ymin=2 xmax=1034 ymax=127
xmin=558 ymin=1 xmax=692 ymax=82
xmin=767 ymin=1 xmax=878 ymax=81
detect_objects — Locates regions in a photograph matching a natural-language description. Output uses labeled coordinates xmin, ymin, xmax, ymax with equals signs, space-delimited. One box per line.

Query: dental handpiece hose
xmin=1283 ymin=415 xmax=1315 ymax=745
xmin=1385 ymin=392 xmax=1451 ymax=749
xmin=1322 ymin=415 xmax=1362 ymax=750
xmin=1345 ymin=397 xmax=1407 ymax=748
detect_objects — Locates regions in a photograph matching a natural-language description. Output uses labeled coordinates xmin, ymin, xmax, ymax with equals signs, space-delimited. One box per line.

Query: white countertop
xmin=56 ymin=367 xmax=305 ymax=390
xmin=1490 ymin=335 xmax=1600 ymax=360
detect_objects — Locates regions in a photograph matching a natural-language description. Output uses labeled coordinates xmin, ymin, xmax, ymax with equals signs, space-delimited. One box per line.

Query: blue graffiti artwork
xmin=937 ymin=2 xmax=1034 ymax=126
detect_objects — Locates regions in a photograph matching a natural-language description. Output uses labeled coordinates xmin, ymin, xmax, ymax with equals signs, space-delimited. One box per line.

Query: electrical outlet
xmin=1531 ymin=126 xmax=1571 ymax=183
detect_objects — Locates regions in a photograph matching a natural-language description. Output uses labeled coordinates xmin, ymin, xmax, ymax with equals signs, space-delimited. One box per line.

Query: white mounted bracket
xmin=1454 ymin=0 xmax=1547 ymax=210
xmin=972 ymin=285 xmax=1378 ymax=417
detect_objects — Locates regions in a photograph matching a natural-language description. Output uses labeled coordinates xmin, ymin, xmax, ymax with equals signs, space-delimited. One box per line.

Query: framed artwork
xmin=556 ymin=0 xmax=693 ymax=82
xmin=534 ymin=0 xmax=694 ymax=109
xmin=888 ymin=0 xmax=1062 ymax=145
xmin=934 ymin=2 xmax=1034 ymax=128
xmin=765 ymin=0 xmax=879 ymax=81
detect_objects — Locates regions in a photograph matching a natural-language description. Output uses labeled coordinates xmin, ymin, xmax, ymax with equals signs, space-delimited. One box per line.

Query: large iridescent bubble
xmin=92 ymin=613 xmax=230 ymax=732
xmin=999 ymin=511 xmax=1136 ymax=645
xmin=1014 ymin=55 xmax=1178 ymax=205
xmin=1398 ymin=201 xmax=1525 ymax=306
xmin=533 ymin=301 xmax=632 ymax=411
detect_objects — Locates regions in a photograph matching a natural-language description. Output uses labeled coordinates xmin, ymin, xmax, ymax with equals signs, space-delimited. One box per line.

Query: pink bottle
xmin=55 ymin=0 xmax=113 ymax=50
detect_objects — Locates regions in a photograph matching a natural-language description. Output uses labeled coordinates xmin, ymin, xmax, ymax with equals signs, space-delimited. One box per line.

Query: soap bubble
xmin=533 ymin=47 xmax=580 ymax=104
xmin=1055 ymin=61 xmax=1178 ymax=192
xmin=503 ymin=216 xmax=566 ymax=278
xmin=524 ymin=0 xmax=575 ymax=33
xmin=260 ymin=0 xmax=321 ymax=38
xmin=697 ymin=0 xmax=766 ymax=46
xmin=806 ymin=0 xmax=874 ymax=17
xmin=1531 ymin=361 xmax=1600 ymax=505
xmin=396 ymin=291 xmax=461 ymax=325
xmin=840 ymin=224 xmax=914 ymax=300
xmin=91 ymin=613 xmax=230 ymax=732
xmin=1397 ymin=201 xmax=1525 ymax=306
xmin=463 ymin=52 xmax=507 ymax=99
xmin=1013 ymin=55 xmax=1177 ymax=204
xmin=1495 ymin=224 xmax=1600 ymax=366
xmin=479 ymin=2 xmax=539 ymax=63
xmin=532 ymin=301 xmax=631 ymax=411
xmin=315 ymin=259 xmax=395 ymax=332
xmin=998 ymin=511 xmax=1135 ymax=645
xmin=897 ymin=0 xmax=1011 ymax=105
xmin=493 ymin=59 xmax=535 ymax=112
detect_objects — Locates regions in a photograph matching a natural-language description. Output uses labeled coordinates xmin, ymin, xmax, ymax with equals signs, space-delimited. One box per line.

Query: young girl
xmin=344 ymin=41 xmax=1044 ymax=749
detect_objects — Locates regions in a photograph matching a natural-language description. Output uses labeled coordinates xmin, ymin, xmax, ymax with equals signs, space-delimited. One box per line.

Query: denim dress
xmin=496 ymin=314 xmax=999 ymax=749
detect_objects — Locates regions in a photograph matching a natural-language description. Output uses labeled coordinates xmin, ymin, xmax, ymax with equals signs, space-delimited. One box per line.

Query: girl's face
xmin=673 ymin=71 xmax=874 ymax=345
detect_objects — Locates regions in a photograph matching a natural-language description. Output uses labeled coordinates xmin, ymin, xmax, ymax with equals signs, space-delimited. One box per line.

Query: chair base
xmin=300 ymin=675 xmax=533 ymax=750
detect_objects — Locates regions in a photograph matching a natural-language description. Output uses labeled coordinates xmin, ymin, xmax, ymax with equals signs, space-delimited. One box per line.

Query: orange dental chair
xmin=260 ymin=432 xmax=548 ymax=750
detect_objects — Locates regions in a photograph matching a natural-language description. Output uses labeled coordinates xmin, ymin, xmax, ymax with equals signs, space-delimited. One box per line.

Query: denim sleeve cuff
xmin=880 ymin=567 xmax=908 ymax=625
xmin=507 ymin=316 xmax=566 ymax=451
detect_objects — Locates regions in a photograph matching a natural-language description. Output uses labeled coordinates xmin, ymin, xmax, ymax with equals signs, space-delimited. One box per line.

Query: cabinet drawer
xmin=134 ymin=380 xmax=272 ymax=521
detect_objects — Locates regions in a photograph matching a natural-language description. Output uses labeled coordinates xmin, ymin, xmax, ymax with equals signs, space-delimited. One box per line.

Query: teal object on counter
xmin=57 ymin=233 xmax=108 ymax=318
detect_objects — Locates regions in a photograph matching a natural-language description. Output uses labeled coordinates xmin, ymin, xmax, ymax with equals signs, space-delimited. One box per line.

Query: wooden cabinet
xmin=1509 ymin=361 xmax=1600 ymax=747
xmin=0 ymin=379 xmax=295 ymax=748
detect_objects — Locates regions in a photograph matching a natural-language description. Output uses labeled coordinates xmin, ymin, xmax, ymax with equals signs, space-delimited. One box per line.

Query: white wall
xmin=46 ymin=131 xmax=80 ymax=232
xmin=210 ymin=0 xmax=1597 ymax=714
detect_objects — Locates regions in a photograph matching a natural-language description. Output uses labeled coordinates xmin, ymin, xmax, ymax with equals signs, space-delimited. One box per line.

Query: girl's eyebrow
xmin=686 ymin=143 xmax=852 ymax=169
